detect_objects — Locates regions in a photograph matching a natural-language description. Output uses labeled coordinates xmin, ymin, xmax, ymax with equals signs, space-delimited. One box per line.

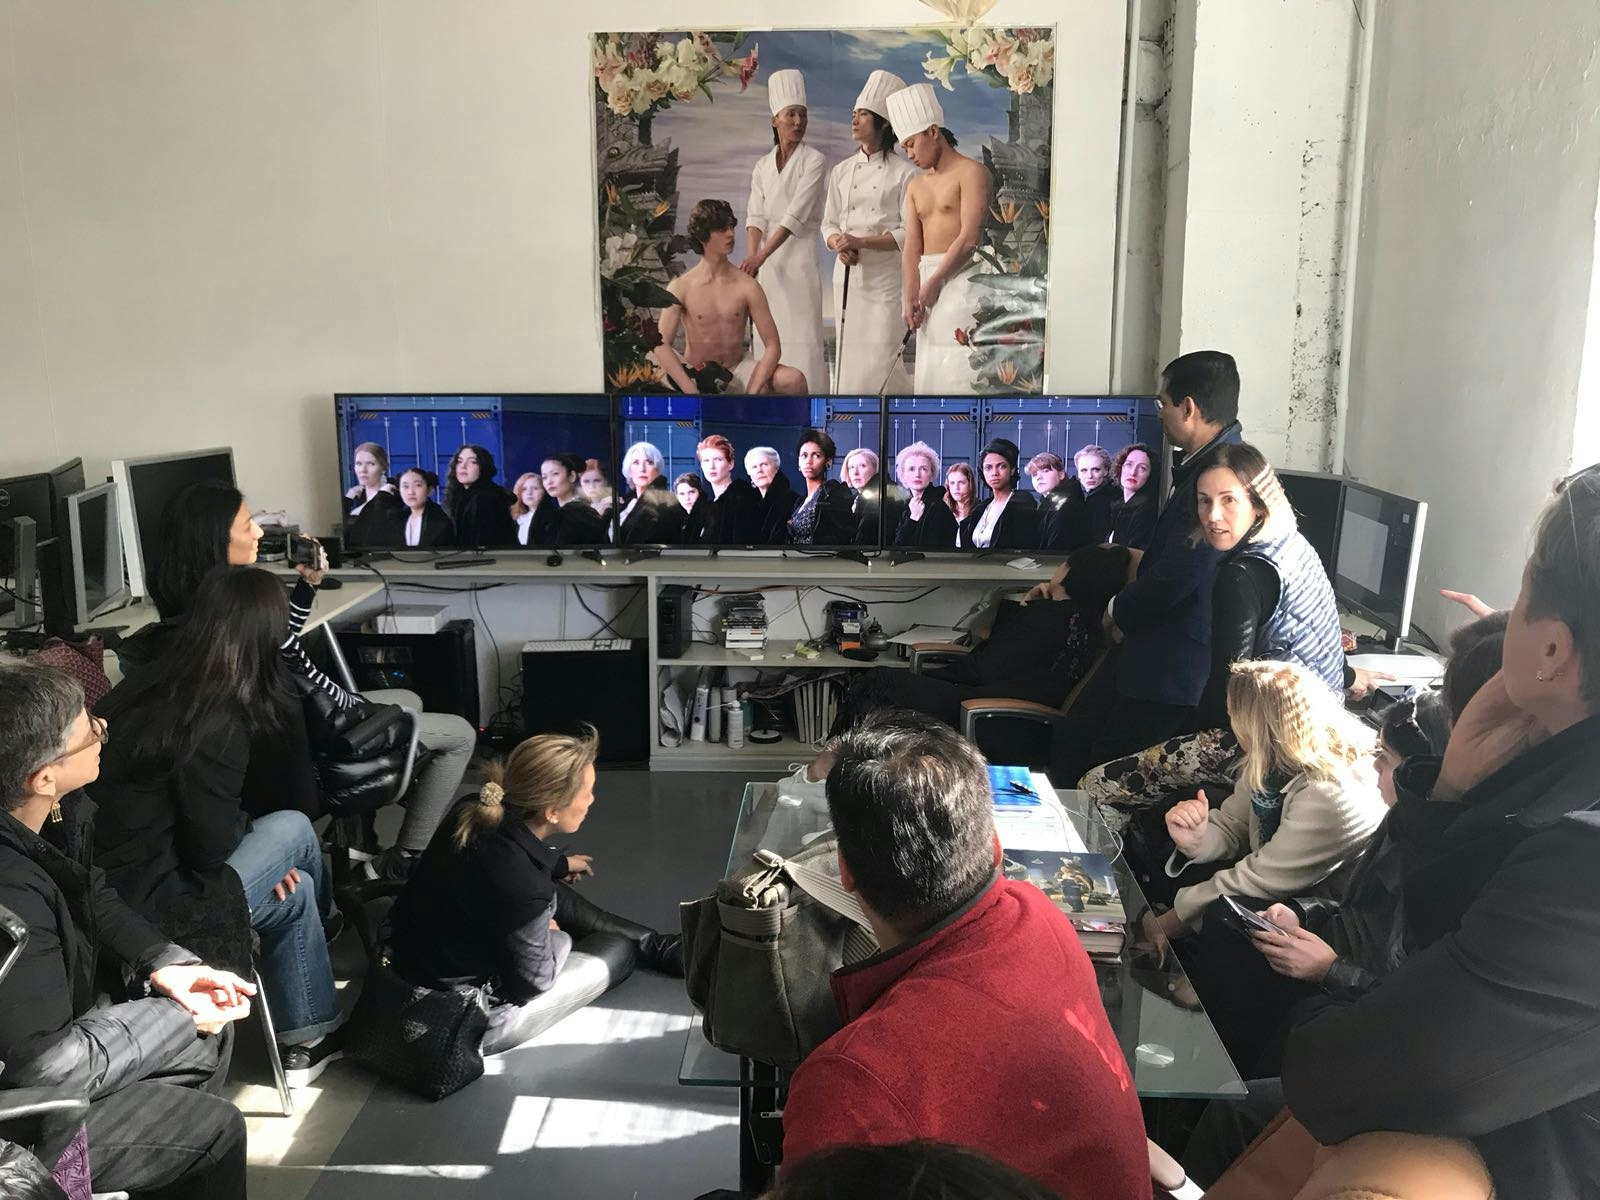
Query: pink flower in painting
xmin=735 ymin=43 xmax=760 ymax=91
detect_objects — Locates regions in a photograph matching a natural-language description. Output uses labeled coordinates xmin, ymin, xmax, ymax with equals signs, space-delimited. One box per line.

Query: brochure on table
xmin=988 ymin=767 xmax=1088 ymax=853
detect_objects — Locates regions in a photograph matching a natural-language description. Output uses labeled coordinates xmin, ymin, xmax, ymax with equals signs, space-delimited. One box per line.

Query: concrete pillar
xmin=1158 ymin=0 xmax=1359 ymax=467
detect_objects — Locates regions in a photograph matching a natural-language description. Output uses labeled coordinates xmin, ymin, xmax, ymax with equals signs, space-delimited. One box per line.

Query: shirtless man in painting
xmin=887 ymin=83 xmax=991 ymax=395
xmin=652 ymin=199 xmax=810 ymax=396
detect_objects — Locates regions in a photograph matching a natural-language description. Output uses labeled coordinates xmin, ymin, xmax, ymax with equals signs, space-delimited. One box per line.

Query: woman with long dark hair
xmin=535 ymin=452 xmax=609 ymax=546
xmin=129 ymin=480 xmax=477 ymax=883
xmin=787 ymin=429 xmax=855 ymax=546
xmin=444 ymin=444 xmax=517 ymax=547
xmin=95 ymin=567 xmax=347 ymax=1085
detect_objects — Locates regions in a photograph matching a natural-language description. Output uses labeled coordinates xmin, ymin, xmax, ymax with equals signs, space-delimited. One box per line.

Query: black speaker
xmin=335 ymin=620 xmax=480 ymax=729
xmin=657 ymin=583 xmax=694 ymax=659
xmin=521 ymin=640 xmax=649 ymax=765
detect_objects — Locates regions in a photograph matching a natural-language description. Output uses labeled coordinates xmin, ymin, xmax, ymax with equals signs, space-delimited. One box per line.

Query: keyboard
xmin=520 ymin=638 xmax=634 ymax=653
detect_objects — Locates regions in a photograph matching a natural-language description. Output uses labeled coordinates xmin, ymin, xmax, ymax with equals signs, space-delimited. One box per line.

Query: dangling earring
xmin=48 ymin=799 xmax=63 ymax=823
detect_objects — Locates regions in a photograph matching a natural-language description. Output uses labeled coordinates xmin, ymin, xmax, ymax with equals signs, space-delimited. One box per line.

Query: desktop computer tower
xmin=521 ymin=640 xmax=649 ymax=765
xmin=335 ymin=620 xmax=480 ymax=730
xmin=657 ymin=584 xmax=694 ymax=659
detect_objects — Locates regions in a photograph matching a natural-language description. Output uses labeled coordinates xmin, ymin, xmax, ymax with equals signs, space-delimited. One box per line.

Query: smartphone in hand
xmin=1223 ymin=894 xmax=1287 ymax=936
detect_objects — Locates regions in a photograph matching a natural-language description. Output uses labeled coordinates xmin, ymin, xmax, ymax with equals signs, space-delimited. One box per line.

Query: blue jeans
xmin=225 ymin=810 xmax=340 ymax=1044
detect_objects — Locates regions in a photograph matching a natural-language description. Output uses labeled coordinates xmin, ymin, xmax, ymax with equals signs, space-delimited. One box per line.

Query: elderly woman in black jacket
xmin=0 ymin=662 xmax=249 ymax=1199
xmin=96 ymin=567 xmax=347 ymax=1087
xmin=891 ymin=441 xmax=958 ymax=549
xmin=388 ymin=728 xmax=681 ymax=1056
xmin=615 ymin=441 xmax=685 ymax=546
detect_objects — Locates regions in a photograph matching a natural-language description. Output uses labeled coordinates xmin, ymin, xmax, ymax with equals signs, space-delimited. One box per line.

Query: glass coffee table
xmin=680 ymin=776 xmax=1246 ymax=1189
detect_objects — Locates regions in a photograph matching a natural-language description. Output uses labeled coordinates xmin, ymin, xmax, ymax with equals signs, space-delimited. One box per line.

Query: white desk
xmin=83 ymin=580 xmax=387 ymax=687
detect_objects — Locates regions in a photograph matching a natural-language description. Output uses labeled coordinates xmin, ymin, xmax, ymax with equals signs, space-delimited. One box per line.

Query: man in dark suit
xmin=1032 ymin=350 xmax=1243 ymax=782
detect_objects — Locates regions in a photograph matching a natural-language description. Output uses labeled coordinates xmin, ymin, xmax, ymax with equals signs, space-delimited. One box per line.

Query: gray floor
xmin=240 ymin=768 xmax=750 ymax=1200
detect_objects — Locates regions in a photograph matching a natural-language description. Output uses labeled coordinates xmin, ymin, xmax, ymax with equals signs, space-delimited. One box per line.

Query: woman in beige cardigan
xmin=1146 ymin=660 xmax=1386 ymax=942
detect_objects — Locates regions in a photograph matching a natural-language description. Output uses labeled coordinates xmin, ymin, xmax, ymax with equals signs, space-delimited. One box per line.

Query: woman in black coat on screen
xmin=891 ymin=441 xmax=959 ymax=549
xmin=1108 ymin=442 xmax=1157 ymax=550
xmin=443 ymin=444 xmax=517 ymax=547
xmin=958 ymin=438 xmax=1039 ymax=551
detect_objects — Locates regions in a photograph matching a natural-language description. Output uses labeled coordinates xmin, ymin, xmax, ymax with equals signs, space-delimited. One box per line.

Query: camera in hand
xmin=257 ymin=523 xmax=321 ymax=569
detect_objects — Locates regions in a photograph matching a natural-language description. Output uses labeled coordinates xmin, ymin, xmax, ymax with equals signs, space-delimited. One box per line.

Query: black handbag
xmin=681 ymin=837 xmax=878 ymax=1070
xmin=342 ymin=951 xmax=490 ymax=1101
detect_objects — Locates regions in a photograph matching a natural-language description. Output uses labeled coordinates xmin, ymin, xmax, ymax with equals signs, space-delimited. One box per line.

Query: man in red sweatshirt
xmin=781 ymin=712 xmax=1151 ymax=1199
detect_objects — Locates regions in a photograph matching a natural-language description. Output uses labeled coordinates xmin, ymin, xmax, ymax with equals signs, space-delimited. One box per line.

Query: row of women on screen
xmin=343 ymin=442 xmax=618 ymax=550
xmin=611 ymin=434 xmax=1158 ymax=551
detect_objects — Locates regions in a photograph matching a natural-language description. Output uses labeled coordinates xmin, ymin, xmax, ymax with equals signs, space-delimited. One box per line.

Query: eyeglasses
xmin=58 ymin=715 xmax=109 ymax=761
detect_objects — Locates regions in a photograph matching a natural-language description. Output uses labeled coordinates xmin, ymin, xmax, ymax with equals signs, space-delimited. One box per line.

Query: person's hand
xmin=1346 ymin=666 xmax=1395 ymax=701
xmin=1251 ymin=924 xmax=1338 ymax=982
xmin=1139 ymin=908 xmax=1184 ymax=959
xmin=1437 ymin=671 xmax=1544 ymax=799
xmin=1261 ymin=903 xmax=1302 ymax=932
xmin=907 ymin=494 xmax=925 ymax=522
xmin=1100 ymin=607 xmax=1123 ymax=643
xmin=149 ymin=963 xmax=256 ymax=1030
xmin=903 ymin=298 xmax=920 ymax=331
xmin=740 ymin=255 xmax=763 ymax=277
xmin=345 ymin=485 xmax=364 ymax=501
xmin=839 ymin=248 xmax=860 ymax=267
xmin=562 ymin=854 xmax=594 ymax=881
xmin=1165 ymin=792 xmax=1211 ymax=858
xmin=1440 ymin=589 xmax=1495 ymax=619
xmin=1022 ymin=563 xmax=1070 ymax=605
xmin=920 ymin=275 xmax=944 ymax=312
xmin=271 ymin=868 xmax=302 ymax=903
xmin=293 ymin=540 xmax=328 ymax=588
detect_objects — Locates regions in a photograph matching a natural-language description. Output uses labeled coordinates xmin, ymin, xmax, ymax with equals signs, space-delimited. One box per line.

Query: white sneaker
xmin=776 ymin=762 xmax=828 ymax=809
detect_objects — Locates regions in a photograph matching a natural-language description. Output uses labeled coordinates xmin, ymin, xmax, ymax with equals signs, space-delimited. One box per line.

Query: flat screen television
xmin=111 ymin=449 xmax=236 ymax=601
xmin=1333 ymin=479 xmax=1427 ymax=649
xmin=614 ymin=394 xmax=883 ymax=551
xmin=882 ymin=395 xmax=1160 ymax=554
xmin=334 ymin=394 xmax=616 ymax=551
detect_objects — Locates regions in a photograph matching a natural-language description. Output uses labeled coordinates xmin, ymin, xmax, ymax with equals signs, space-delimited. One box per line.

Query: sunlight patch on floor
xmin=496 ymin=1095 xmax=740 ymax=1154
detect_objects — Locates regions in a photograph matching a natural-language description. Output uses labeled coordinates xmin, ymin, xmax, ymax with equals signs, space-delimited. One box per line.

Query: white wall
xmin=1343 ymin=0 xmax=1600 ymax=641
xmin=1158 ymin=0 xmax=1359 ymax=469
xmin=0 ymin=1 xmax=1127 ymax=537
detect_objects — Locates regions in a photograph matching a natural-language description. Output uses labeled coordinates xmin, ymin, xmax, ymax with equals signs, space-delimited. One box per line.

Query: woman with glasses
xmin=0 ymin=662 xmax=252 ymax=1200
xmin=95 ymin=567 xmax=349 ymax=1088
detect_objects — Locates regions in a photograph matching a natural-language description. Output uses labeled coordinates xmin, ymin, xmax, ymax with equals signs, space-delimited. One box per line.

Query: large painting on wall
xmin=594 ymin=27 xmax=1056 ymax=398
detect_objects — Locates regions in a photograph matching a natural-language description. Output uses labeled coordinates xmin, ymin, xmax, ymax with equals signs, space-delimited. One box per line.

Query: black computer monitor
xmin=1276 ymin=469 xmax=1344 ymax=577
xmin=1333 ymin=479 xmax=1427 ymax=649
xmin=111 ymin=449 xmax=237 ymax=600
xmin=0 ymin=459 xmax=86 ymax=620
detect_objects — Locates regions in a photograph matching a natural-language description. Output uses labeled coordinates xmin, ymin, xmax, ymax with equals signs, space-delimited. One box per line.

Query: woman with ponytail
xmin=387 ymin=727 xmax=682 ymax=1054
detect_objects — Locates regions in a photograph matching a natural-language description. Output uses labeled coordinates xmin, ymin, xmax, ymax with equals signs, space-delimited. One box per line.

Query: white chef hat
xmin=767 ymin=69 xmax=807 ymax=115
xmin=853 ymin=69 xmax=906 ymax=120
xmin=886 ymin=82 xmax=944 ymax=142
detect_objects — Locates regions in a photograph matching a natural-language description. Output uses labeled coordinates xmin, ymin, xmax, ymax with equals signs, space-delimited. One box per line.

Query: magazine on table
xmin=1001 ymin=848 xmax=1126 ymax=959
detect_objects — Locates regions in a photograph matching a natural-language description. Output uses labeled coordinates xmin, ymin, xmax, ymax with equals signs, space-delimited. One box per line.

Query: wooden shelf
xmin=659 ymin=643 xmax=909 ymax=670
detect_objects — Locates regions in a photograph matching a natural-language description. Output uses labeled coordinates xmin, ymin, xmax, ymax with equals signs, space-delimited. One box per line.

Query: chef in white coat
xmin=743 ymin=68 xmax=827 ymax=395
xmin=820 ymin=69 xmax=918 ymax=394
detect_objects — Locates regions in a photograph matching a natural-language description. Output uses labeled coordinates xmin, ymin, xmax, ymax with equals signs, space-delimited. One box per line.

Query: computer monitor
xmin=112 ymin=448 xmax=237 ymax=600
xmin=1276 ymin=469 xmax=1345 ymax=577
xmin=65 ymin=482 xmax=130 ymax=626
xmin=615 ymin=394 xmax=882 ymax=550
xmin=334 ymin=394 xmax=615 ymax=551
xmin=1333 ymin=479 xmax=1427 ymax=649
xmin=0 ymin=459 xmax=85 ymax=619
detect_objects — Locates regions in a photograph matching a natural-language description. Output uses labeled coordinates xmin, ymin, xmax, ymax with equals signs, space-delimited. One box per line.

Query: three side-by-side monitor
xmin=335 ymin=393 xmax=1164 ymax=555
